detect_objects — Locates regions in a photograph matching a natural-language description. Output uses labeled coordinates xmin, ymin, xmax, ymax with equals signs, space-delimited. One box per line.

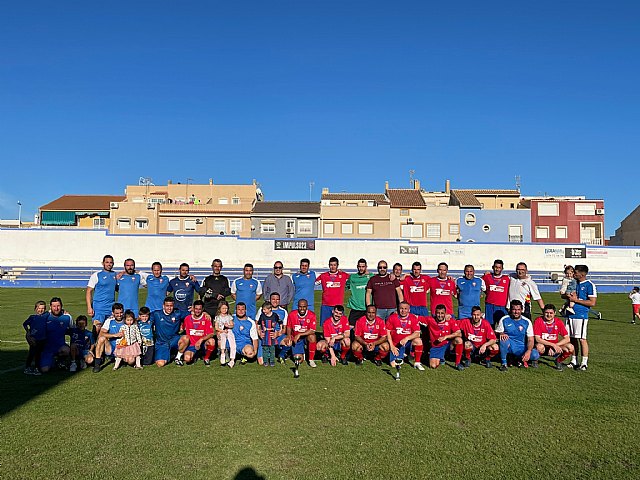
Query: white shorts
xmin=566 ymin=318 xmax=588 ymax=339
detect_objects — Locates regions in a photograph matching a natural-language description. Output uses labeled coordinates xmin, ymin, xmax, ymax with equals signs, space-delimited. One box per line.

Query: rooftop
xmin=40 ymin=195 xmax=126 ymax=211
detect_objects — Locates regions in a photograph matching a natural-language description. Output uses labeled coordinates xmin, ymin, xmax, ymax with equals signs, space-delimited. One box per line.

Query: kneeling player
xmin=69 ymin=315 xmax=94 ymax=371
xmin=386 ymin=301 xmax=424 ymax=371
xmin=177 ymin=300 xmax=216 ymax=366
xmin=230 ymin=303 xmax=259 ymax=365
xmin=317 ymin=305 xmax=351 ymax=366
xmin=533 ymin=304 xmax=574 ymax=371
xmin=286 ymin=299 xmax=318 ymax=374
xmin=352 ymin=305 xmax=389 ymax=366
xmin=495 ymin=300 xmax=540 ymax=371
xmin=459 ymin=306 xmax=499 ymax=368
xmin=423 ymin=304 xmax=464 ymax=370
xmin=152 ymin=297 xmax=188 ymax=368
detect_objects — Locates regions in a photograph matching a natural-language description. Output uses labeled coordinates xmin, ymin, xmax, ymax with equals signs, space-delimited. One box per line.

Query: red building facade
xmin=526 ymin=198 xmax=605 ymax=245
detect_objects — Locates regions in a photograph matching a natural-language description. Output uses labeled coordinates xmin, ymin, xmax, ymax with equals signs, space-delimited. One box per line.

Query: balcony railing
xmin=582 ymin=237 xmax=603 ymax=245
xmin=509 ymin=235 xmax=523 ymax=243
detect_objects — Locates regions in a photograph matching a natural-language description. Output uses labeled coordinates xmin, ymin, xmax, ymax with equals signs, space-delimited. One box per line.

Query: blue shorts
xmin=485 ymin=303 xmax=507 ymax=326
xmin=232 ymin=339 xmax=252 ymax=356
xmin=186 ymin=344 xmax=205 ymax=355
xmin=155 ymin=335 xmax=181 ymax=362
xmin=39 ymin=348 xmax=58 ymax=369
xmin=93 ymin=311 xmax=112 ymax=323
xmin=389 ymin=341 xmax=412 ymax=363
xmin=429 ymin=341 xmax=450 ymax=361
xmin=276 ymin=333 xmax=287 ymax=344
xmin=410 ymin=306 xmax=429 ymax=316
xmin=500 ymin=339 xmax=540 ymax=361
xmin=292 ymin=340 xmax=307 ymax=356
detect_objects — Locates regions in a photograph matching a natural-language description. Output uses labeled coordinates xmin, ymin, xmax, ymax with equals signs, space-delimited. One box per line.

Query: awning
xmin=40 ymin=211 xmax=76 ymax=225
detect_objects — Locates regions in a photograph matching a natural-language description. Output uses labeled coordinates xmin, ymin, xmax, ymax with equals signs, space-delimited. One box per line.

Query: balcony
xmin=509 ymin=235 xmax=523 ymax=243
xmin=582 ymin=237 xmax=603 ymax=246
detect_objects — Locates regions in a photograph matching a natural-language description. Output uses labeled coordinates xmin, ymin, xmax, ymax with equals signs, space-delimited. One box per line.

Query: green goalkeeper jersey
xmin=346 ymin=273 xmax=374 ymax=311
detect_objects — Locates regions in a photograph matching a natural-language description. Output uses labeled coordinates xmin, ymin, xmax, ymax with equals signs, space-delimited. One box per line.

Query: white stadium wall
xmin=2 ymin=228 xmax=640 ymax=272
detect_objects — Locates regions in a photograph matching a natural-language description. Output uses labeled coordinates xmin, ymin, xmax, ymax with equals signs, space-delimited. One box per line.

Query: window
xmin=449 ymin=223 xmax=460 ymax=235
xmin=261 ymin=222 xmax=275 ymax=234
xmin=556 ymin=226 xmax=568 ymax=239
xmin=117 ymin=218 xmax=131 ymax=229
xmin=401 ymin=224 xmax=423 ymax=238
xmin=347 ymin=202 xmax=358 ymax=207
xmin=482 ymin=224 xmax=491 ymax=233
xmin=367 ymin=201 xmax=375 ymax=207
xmin=93 ymin=218 xmax=106 ymax=229
xmin=464 ymin=213 xmax=476 ymax=226
xmin=536 ymin=226 xmax=550 ymax=239
xmin=230 ymin=219 xmax=242 ymax=233
xmin=184 ymin=219 xmax=196 ymax=231
xmin=323 ymin=223 xmax=334 ymax=234
xmin=538 ymin=202 xmax=559 ymax=216
xmin=400 ymin=209 xmax=410 ymax=216
xmin=214 ymin=220 xmax=226 ymax=234
xmin=575 ymin=203 xmax=596 ymax=216
xmin=426 ymin=223 xmax=441 ymax=238
xmin=167 ymin=219 xmax=180 ymax=231
xmin=286 ymin=220 xmax=295 ymax=233
xmin=298 ymin=220 xmax=313 ymax=234
xmin=341 ymin=223 xmax=353 ymax=234
xmin=218 ymin=198 xmax=228 ymax=205
xmin=358 ymin=223 xmax=373 ymax=235
xmin=232 ymin=197 xmax=240 ymax=205
xmin=508 ymin=225 xmax=523 ymax=243
xmin=135 ymin=218 xmax=148 ymax=230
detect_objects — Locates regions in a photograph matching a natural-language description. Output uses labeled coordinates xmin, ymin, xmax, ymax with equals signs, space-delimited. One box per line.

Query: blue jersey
xmin=23 ymin=314 xmax=48 ymax=341
xmin=495 ymin=315 xmax=533 ymax=351
xmin=138 ymin=319 xmax=155 ymax=346
xmin=145 ymin=274 xmax=171 ymax=312
xmin=232 ymin=316 xmax=258 ymax=348
xmin=570 ymin=280 xmax=597 ymax=319
xmin=168 ymin=276 xmax=200 ymax=313
xmin=231 ymin=277 xmax=262 ymax=318
xmin=87 ymin=270 xmax=118 ymax=315
xmin=45 ymin=312 xmax=74 ymax=349
xmin=456 ymin=276 xmax=485 ymax=319
xmin=292 ymin=271 xmax=317 ymax=311
xmin=68 ymin=327 xmax=93 ymax=350
xmin=152 ymin=309 xmax=186 ymax=343
xmin=117 ymin=273 xmax=144 ymax=313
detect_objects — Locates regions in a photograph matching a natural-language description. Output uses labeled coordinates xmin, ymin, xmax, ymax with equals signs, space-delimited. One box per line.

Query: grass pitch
xmin=0 ymin=288 xmax=639 ymax=479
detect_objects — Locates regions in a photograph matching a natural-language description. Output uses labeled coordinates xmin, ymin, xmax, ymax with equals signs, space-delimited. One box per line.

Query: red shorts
xmin=633 ymin=304 xmax=640 ymax=315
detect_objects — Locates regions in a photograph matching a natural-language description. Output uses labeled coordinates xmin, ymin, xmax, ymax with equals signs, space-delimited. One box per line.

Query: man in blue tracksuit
xmin=495 ymin=299 xmax=540 ymax=371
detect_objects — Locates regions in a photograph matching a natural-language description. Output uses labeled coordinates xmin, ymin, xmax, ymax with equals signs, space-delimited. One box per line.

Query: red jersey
xmin=316 ymin=271 xmax=348 ymax=306
xmin=402 ymin=274 xmax=430 ymax=307
xmin=354 ymin=316 xmax=386 ymax=343
xmin=533 ymin=317 xmax=568 ymax=343
xmin=322 ymin=317 xmax=350 ymax=341
xmin=482 ymin=273 xmax=510 ymax=307
xmin=428 ymin=277 xmax=456 ymax=315
xmin=459 ymin=318 xmax=496 ymax=348
xmin=423 ymin=316 xmax=460 ymax=347
xmin=385 ymin=313 xmax=420 ymax=345
xmin=183 ymin=314 xmax=213 ymax=346
xmin=288 ymin=310 xmax=317 ymax=336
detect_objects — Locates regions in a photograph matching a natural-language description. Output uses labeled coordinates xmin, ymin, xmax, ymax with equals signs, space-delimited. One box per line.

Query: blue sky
xmin=1 ymin=1 xmax=638 ymax=235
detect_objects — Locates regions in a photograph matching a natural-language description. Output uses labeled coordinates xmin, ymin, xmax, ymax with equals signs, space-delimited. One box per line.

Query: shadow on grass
xmin=234 ymin=467 xmax=266 ymax=480
xmin=0 ymin=348 xmax=73 ymax=417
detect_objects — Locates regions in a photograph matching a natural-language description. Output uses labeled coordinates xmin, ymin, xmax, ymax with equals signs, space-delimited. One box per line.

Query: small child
xmin=215 ymin=301 xmax=236 ymax=368
xmin=257 ymin=302 xmax=281 ymax=367
xmin=113 ymin=310 xmax=143 ymax=370
xmin=68 ymin=315 xmax=94 ymax=371
xmin=629 ymin=287 xmax=640 ymax=324
xmin=559 ymin=265 xmax=577 ymax=315
xmin=137 ymin=306 xmax=156 ymax=366
xmin=23 ymin=300 xmax=47 ymax=375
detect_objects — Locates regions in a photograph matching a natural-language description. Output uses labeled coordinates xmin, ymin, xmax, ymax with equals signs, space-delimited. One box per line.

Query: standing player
xmin=365 ymin=260 xmax=403 ymax=320
xmin=495 ymin=300 xmax=540 ymax=371
xmin=428 ymin=262 xmax=457 ymax=315
xmin=315 ymin=257 xmax=348 ymax=323
xmin=286 ymin=299 xmax=318 ymax=373
xmin=168 ymin=263 xmax=200 ymax=315
xmin=508 ymin=262 xmax=545 ymax=318
xmin=231 ymin=263 xmax=263 ymax=318
xmin=352 ymin=305 xmax=390 ymax=366
xmin=456 ymin=265 xmax=486 ymax=321
xmin=116 ymin=258 xmax=145 ymax=313
xmin=317 ymin=305 xmax=351 ymax=366
xmin=386 ymin=301 xmax=424 ymax=372
xmin=93 ymin=303 xmax=126 ymax=373
xmin=199 ymin=259 xmax=231 ymax=318
xmin=563 ymin=265 xmax=597 ymax=371
xmin=346 ymin=259 xmax=374 ymax=327
xmin=152 ymin=297 xmax=188 ymax=367
xmin=41 ymin=297 xmax=74 ymax=373
xmin=86 ymin=255 xmax=118 ymax=335
xmin=423 ymin=304 xmax=464 ymax=370
xmin=402 ymin=261 xmax=430 ymax=316
xmin=177 ymin=300 xmax=215 ymax=366
xmin=533 ymin=304 xmax=574 ymax=371
xmin=230 ymin=302 xmax=259 ymax=364
xmin=292 ymin=258 xmax=317 ymax=312
xmin=459 ymin=306 xmax=498 ymax=368
xmin=630 ymin=287 xmax=640 ymax=324
xmin=481 ymin=259 xmax=510 ymax=325
xmin=144 ymin=262 xmax=171 ymax=313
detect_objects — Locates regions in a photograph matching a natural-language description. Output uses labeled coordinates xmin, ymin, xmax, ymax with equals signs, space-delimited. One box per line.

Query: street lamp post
xmin=17 ymin=201 xmax=22 ymax=228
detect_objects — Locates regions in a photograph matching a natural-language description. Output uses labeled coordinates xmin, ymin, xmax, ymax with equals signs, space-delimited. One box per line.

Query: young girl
xmin=23 ymin=300 xmax=48 ymax=375
xmin=215 ymin=301 xmax=236 ymax=368
xmin=559 ymin=265 xmax=577 ymax=315
xmin=113 ymin=310 xmax=143 ymax=370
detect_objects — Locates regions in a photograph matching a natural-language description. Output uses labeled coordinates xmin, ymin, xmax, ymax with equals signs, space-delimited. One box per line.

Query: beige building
xmin=39 ymin=195 xmax=125 ymax=229
xmin=109 ymin=180 xmax=258 ymax=236
xmin=320 ymin=189 xmax=391 ymax=238
xmin=449 ymin=189 xmax=522 ymax=210
xmin=610 ymin=204 xmax=640 ymax=246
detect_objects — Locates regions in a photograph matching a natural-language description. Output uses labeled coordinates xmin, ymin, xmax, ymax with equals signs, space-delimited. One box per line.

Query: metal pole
xmin=17 ymin=201 xmax=22 ymax=227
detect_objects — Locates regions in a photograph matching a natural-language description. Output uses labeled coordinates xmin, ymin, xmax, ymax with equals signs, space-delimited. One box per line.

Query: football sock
xmin=454 ymin=343 xmax=463 ymax=364
xmin=581 ymin=356 xmax=588 ymax=366
xmin=558 ymin=351 xmax=571 ymax=362
xmin=204 ymin=344 xmax=215 ymax=360
xmin=308 ymin=342 xmax=316 ymax=360
xmin=486 ymin=349 xmax=498 ymax=359
xmin=340 ymin=346 xmax=349 ymax=359
xmin=135 ymin=356 xmax=142 ymax=368
xmin=570 ymin=355 xmax=577 ymax=365
xmin=353 ymin=349 xmax=363 ymax=361
xmin=176 ymin=352 xmax=183 ymax=360
xmin=375 ymin=349 xmax=389 ymax=360
xmin=413 ymin=345 xmax=423 ymax=364
xmin=464 ymin=347 xmax=473 ymax=360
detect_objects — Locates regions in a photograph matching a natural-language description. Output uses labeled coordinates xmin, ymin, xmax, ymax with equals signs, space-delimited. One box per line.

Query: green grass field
xmin=0 ymin=288 xmax=639 ymax=480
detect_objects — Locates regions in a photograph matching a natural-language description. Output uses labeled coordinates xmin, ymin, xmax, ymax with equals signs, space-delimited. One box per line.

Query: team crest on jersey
xmin=518 ymin=325 xmax=523 ymax=331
